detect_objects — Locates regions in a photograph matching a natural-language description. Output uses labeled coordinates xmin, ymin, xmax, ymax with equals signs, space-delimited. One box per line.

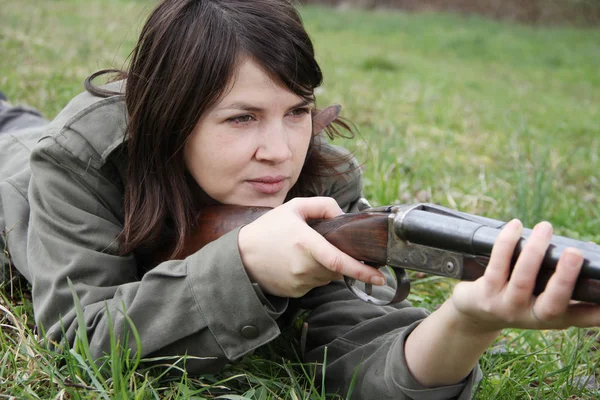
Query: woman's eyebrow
xmin=218 ymin=102 xmax=262 ymax=112
xmin=217 ymin=100 xmax=312 ymax=113
xmin=287 ymin=100 xmax=313 ymax=111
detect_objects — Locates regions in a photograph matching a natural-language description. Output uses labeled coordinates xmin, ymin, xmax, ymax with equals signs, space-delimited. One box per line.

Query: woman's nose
xmin=254 ymin=122 xmax=292 ymax=163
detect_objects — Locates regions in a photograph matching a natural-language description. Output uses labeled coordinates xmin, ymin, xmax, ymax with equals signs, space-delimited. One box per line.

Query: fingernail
xmin=509 ymin=218 xmax=522 ymax=228
xmin=564 ymin=248 xmax=583 ymax=267
xmin=506 ymin=219 xmax=522 ymax=232
xmin=535 ymin=221 xmax=553 ymax=239
xmin=371 ymin=276 xmax=385 ymax=286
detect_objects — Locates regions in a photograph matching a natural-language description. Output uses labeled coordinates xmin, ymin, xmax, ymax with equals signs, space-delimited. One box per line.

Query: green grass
xmin=1 ymin=0 xmax=600 ymax=398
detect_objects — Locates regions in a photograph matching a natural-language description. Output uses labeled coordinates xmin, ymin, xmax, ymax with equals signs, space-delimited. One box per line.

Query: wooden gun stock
xmin=173 ymin=205 xmax=390 ymax=264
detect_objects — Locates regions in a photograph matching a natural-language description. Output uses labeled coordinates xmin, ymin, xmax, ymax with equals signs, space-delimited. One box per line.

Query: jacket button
xmin=241 ymin=325 xmax=259 ymax=339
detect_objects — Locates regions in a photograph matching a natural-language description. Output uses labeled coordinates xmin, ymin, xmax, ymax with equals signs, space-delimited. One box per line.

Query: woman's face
xmin=184 ymin=57 xmax=314 ymax=207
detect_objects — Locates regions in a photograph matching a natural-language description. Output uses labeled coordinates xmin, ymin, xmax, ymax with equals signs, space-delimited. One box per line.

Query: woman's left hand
xmin=450 ymin=219 xmax=600 ymax=333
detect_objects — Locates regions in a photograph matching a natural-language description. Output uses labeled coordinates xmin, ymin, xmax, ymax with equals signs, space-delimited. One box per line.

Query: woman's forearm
xmin=404 ymin=300 xmax=500 ymax=388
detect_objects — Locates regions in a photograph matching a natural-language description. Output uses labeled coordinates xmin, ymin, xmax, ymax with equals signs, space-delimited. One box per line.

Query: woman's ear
xmin=312 ymin=104 xmax=341 ymax=135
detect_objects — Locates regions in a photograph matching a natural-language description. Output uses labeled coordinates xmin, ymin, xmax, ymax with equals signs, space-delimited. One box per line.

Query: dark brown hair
xmin=86 ymin=0 xmax=354 ymax=264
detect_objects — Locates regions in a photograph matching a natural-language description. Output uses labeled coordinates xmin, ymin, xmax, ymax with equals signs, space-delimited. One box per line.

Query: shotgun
xmin=172 ymin=203 xmax=600 ymax=305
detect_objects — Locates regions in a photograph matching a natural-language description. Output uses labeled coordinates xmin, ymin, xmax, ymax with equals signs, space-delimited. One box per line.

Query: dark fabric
xmin=0 ymin=105 xmax=48 ymax=134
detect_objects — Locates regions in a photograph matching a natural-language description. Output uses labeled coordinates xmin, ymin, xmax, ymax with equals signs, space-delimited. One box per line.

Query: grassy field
xmin=2 ymin=0 xmax=600 ymax=398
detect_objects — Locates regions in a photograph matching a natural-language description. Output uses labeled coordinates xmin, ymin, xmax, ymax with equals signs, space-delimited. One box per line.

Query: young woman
xmin=1 ymin=1 xmax=599 ymax=399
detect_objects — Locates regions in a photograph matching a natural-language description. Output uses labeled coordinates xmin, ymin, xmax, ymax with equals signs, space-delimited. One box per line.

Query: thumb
xmin=285 ymin=197 xmax=344 ymax=221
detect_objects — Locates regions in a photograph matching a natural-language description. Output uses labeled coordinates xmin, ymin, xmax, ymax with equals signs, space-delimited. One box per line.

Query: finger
xmin=287 ymin=197 xmax=344 ymax=220
xmin=532 ymin=248 xmax=583 ymax=323
xmin=506 ymin=221 xmax=553 ymax=304
xmin=307 ymin=266 xmax=343 ymax=284
xmin=483 ymin=219 xmax=523 ymax=288
xmin=307 ymin=234 xmax=386 ymax=285
xmin=310 ymin=273 xmax=342 ymax=287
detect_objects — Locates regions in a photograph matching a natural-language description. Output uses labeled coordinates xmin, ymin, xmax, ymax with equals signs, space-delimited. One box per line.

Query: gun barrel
xmin=395 ymin=208 xmax=600 ymax=280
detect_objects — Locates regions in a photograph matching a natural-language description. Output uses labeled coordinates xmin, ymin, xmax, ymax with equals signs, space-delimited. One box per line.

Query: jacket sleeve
xmin=298 ymin=282 xmax=481 ymax=400
xmin=27 ymin=134 xmax=282 ymax=372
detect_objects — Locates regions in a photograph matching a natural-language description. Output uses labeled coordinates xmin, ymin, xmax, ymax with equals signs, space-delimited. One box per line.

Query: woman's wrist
xmin=445 ymin=297 xmax=505 ymax=337
xmin=404 ymin=300 xmax=500 ymax=388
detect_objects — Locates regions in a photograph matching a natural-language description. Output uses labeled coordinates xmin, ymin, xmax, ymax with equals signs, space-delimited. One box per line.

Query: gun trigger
xmin=390 ymin=268 xmax=411 ymax=304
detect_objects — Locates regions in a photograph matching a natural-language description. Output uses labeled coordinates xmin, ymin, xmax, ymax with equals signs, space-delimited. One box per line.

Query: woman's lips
xmin=247 ymin=177 xmax=286 ymax=194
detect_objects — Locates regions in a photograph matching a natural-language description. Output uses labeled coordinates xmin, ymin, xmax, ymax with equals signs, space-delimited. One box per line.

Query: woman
xmin=1 ymin=1 xmax=598 ymax=399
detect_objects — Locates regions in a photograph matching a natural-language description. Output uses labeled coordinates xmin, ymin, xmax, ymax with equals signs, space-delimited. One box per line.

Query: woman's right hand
xmin=237 ymin=197 xmax=386 ymax=298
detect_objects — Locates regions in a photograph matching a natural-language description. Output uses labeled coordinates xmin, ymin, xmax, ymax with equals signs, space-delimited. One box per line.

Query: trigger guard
xmin=344 ymin=267 xmax=411 ymax=305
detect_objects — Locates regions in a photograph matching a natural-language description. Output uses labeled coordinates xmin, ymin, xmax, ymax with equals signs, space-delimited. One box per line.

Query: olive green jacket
xmin=0 ymin=82 xmax=479 ymax=399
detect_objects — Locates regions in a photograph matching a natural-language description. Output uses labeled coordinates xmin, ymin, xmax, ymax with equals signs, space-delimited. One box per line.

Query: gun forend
xmin=385 ymin=203 xmax=600 ymax=303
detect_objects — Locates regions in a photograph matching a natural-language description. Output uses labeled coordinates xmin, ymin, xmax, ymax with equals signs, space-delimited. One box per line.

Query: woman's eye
xmin=227 ymin=114 xmax=254 ymax=124
xmin=289 ymin=107 xmax=311 ymax=118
